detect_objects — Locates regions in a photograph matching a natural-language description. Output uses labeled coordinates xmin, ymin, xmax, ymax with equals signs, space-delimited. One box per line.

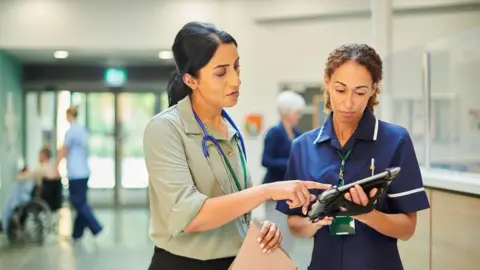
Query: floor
xmin=0 ymin=203 xmax=314 ymax=270
xmin=0 ymin=207 xmax=154 ymax=270
xmin=1 ymin=190 xmax=475 ymax=270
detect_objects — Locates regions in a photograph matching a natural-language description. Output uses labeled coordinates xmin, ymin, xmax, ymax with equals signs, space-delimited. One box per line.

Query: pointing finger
xmin=304 ymin=181 xmax=332 ymax=190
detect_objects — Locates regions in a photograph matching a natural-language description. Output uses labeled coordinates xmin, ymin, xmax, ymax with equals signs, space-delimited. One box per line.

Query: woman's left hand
xmin=257 ymin=220 xmax=283 ymax=253
xmin=344 ymin=184 xmax=378 ymax=207
xmin=341 ymin=185 xmax=378 ymax=221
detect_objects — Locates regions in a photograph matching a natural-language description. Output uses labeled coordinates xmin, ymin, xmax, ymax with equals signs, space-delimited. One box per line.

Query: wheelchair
xmin=7 ymin=178 xmax=63 ymax=245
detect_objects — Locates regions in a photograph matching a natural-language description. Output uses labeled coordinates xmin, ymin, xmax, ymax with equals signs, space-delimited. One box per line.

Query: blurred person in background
xmin=57 ymin=106 xmax=103 ymax=241
xmin=16 ymin=148 xmax=59 ymax=185
xmin=143 ymin=21 xmax=330 ymax=270
xmin=261 ymin=90 xmax=305 ymax=253
xmin=1 ymin=148 xmax=59 ymax=233
xmin=276 ymin=43 xmax=430 ymax=270
xmin=17 ymin=148 xmax=61 ymax=208
xmin=262 ymin=90 xmax=305 ymax=185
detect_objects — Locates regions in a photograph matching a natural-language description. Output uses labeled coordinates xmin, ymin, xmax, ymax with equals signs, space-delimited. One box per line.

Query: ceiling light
xmin=158 ymin=50 xmax=173 ymax=60
xmin=54 ymin=50 xmax=69 ymax=59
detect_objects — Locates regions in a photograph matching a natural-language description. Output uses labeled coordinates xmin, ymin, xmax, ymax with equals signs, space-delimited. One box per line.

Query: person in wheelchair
xmin=1 ymin=148 xmax=61 ymax=242
xmin=16 ymin=148 xmax=60 ymax=184
xmin=16 ymin=148 xmax=61 ymax=207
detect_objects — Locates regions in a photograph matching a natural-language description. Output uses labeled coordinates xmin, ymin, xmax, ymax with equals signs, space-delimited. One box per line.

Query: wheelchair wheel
xmin=7 ymin=215 xmax=24 ymax=245
xmin=7 ymin=199 xmax=52 ymax=245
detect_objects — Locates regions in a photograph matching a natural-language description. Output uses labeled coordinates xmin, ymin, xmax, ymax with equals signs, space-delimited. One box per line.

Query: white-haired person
xmin=262 ymin=90 xmax=306 ymax=184
xmin=261 ymin=90 xmax=306 ymax=254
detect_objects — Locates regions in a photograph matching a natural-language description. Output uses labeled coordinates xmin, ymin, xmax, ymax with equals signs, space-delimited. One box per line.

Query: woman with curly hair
xmin=277 ymin=43 xmax=430 ymax=270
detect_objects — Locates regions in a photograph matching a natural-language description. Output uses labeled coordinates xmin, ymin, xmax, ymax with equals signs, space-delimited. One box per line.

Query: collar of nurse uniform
xmin=313 ymin=109 xmax=379 ymax=144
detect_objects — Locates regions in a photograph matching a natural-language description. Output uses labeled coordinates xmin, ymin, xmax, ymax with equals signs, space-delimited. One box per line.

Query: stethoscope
xmin=192 ymin=108 xmax=250 ymax=236
xmin=194 ymin=109 xmax=247 ymax=166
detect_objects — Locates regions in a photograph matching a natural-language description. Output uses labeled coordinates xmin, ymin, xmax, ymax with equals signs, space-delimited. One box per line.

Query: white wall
xmin=2 ymin=0 xmax=479 ymax=50
xmin=223 ymin=1 xmax=480 ymax=181
xmin=25 ymin=93 xmax=42 ymax=167
xmin=25 ymin=92 xmax=58 ymax=168
xmin=0 ymin=0 xmax=222 ymax=50
xmin=221 ymin=2 xmax=372 ymax=182
xmin=1 ymin=0 xmax=480 ymax=181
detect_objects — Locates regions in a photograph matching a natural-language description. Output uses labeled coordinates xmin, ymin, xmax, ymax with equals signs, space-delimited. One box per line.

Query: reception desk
xmin=398 ymin=187 xmax=480 ymax=270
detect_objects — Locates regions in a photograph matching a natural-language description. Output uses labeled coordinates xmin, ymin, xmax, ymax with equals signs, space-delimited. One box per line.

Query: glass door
xmin=55 ymin=91 xmax=161 ymax=207
xmin=85 ymin=92 xmax=116 ymax=206
xmin=117 ymin=93 xmax=157 ymax=206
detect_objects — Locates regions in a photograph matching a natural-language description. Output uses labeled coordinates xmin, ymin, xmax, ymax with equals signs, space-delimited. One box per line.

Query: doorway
xmin=53 ymin=90 xmax=166 ymax=207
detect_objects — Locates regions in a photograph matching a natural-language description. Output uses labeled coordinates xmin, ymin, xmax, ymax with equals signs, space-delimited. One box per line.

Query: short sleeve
xmin=387 ymin=130 xmax=430 ymax=213
xmin=143 ymin=117 xmax=208 ymax=237
xmin=275 ymin=139 xmax=307 ymax=217
xmin=64 ymin=128 xmax=74 ymax=147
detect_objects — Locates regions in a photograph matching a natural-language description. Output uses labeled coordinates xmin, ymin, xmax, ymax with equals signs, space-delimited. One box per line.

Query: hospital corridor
xmin=0 ymin=0 xmax=480 ymax=269
xmin=0 ymin=208 xmax=153 ymax=269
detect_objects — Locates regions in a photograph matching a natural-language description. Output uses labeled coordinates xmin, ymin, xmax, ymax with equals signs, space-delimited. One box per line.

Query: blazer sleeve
xmin=261 ymin=128 xmax=289 ymax=169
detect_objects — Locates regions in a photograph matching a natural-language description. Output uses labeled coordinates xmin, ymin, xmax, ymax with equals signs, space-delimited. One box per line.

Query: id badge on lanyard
xmin=329 ymin=148 xmax=356 ymax=236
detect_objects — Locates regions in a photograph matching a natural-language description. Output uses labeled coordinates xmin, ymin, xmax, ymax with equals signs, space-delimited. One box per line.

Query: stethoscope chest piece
xmin=194 ymin=109 xmax=248 ymax=194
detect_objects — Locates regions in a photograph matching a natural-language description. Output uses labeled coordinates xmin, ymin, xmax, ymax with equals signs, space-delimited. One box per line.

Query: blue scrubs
xmin=64 ymin=122 xmax=102 ymax=239
xmin=261 ymin=123 xmax=302 ymax=183
xmin=276 ymin=109 xmax=430 ymax=270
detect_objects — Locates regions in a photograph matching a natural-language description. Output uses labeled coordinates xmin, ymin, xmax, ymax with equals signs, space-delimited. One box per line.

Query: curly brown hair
xmin=323 ymin=43 xmax=383 ymax=114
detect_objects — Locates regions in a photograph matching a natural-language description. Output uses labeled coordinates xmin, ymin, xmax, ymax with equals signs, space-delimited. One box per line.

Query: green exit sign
xmin=104 ymin=68 xmax=127 ymax=87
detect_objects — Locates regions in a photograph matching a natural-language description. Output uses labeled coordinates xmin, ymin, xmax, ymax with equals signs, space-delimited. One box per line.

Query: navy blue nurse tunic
xmin=276 ymin=109 xmax=430 ymax=270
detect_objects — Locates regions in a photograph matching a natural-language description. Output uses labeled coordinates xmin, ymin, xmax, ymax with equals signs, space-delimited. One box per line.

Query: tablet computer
xmin=307 ymin=167 xmax=401 ymax=222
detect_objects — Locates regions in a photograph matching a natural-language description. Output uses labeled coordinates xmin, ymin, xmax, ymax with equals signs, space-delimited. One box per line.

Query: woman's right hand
xmin=265 ymin=181 xmax=331 ymax=215
xmin=312 ymin=216 xmax=334 ymax=229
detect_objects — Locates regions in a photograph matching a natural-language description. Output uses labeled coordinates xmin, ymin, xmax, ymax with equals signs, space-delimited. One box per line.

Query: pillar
xmin=370 ymin=0 xmax=393 ymax=122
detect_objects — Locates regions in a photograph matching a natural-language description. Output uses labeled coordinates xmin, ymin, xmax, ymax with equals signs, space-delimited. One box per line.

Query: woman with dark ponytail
xmin=143 ymin=22 xmax=330 ymax=270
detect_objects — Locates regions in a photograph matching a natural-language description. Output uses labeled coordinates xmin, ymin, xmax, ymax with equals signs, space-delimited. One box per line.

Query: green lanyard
xmin=219 ymin=138 xmax=247 ymax=192
xmin=337 ymin=148 xmax=353 ymax=187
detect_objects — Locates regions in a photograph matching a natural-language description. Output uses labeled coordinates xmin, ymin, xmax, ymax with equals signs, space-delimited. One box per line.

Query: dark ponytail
xmin=167 ymin=69 xmax=192 ymax=107
xmin=167 ymin=21 xmax=237 ymax=107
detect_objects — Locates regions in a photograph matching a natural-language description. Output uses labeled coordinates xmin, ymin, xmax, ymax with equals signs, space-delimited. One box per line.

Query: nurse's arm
xmin=55 ymin=146 xmax=68 ymax=168
xmin=56 ymin=128 xmax=73 ymax=167
xmin=347 ymin=185 xmax=417 ymax=241
xmin=286 ymin=215 xmax=333 ymax=238
xmin=349 ymin=131 xmax=431 ymax=241
xmin=355 ymin=210 xmax=417 ymax=241
xmin=57 ymin=146 xmax=68 ymax=158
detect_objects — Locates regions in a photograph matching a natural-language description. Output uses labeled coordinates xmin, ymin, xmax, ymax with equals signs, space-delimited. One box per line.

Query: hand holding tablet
xmin=308 ymin=167 xmax=401 ymax=222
